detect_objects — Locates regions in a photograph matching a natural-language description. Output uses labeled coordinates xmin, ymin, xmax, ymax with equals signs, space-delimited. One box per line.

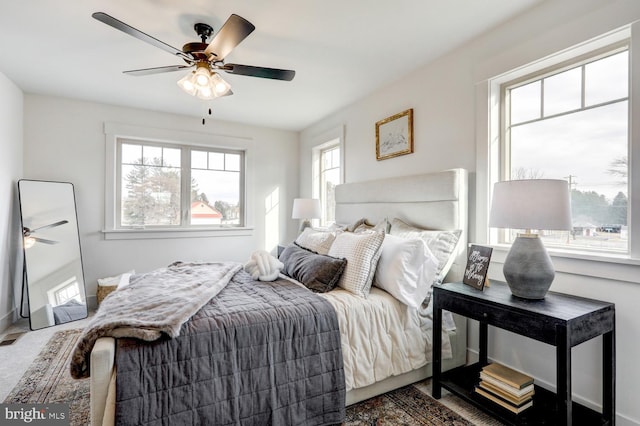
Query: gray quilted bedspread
xmin=115 ymin=269 xmax=345 ymax=426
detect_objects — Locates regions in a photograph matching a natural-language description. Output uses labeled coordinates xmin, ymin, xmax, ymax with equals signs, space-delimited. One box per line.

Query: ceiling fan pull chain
xmin=202 ymin=106 xmax=213 ymax=125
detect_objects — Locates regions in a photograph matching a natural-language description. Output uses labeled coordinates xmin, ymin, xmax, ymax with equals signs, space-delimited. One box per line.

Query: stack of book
xmin=475 ymin=363 xmax=535 ymax=414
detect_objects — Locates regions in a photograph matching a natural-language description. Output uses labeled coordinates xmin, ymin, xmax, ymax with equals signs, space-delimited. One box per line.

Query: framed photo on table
xmin=375 ymin=108 xmax=413 ymax=160
xmin=463 ymin=245 xmax=493 ymax=290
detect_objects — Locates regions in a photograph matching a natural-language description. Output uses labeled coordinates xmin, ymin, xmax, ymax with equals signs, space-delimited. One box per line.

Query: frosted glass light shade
xmin=177 ymin=64 xmax=232 ymax=100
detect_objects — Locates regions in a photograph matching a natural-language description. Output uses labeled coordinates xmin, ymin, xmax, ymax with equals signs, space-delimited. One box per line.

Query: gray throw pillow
xmin=280 ymin=243 xmax=347 ymax=293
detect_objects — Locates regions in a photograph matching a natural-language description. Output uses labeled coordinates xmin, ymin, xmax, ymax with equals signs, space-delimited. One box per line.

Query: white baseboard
xmin=0 ymin=307 xmax=17 ymax=334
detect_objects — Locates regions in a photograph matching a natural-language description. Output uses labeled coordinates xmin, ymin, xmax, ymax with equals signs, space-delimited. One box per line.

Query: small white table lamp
xmin=489 ymin=179 xmax=572 ymax=299
xmin=292 ymin=198 xmax=321 ymax=233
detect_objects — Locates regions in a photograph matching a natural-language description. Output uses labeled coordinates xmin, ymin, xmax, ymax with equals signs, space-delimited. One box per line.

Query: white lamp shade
xmin=489 ymin=179 xmax=572 ymax=231
xmin=292 ymin=198 xmax=321 ymax=219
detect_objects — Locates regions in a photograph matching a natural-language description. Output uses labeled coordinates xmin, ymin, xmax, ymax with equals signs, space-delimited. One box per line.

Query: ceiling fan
xmin=23 ymin=220 xmax=69 ymax=248
xmin=92 ymin=12 xmax=296 ymax=101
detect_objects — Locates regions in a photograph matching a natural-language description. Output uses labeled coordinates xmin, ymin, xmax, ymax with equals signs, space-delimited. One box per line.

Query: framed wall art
xmin=375 ymin=108 xmax=413 ymax=160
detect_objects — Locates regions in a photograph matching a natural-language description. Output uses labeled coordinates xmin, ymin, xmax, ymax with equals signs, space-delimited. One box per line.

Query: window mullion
xmin=115 ymin=141 xmax=123 ymax=229
xmin=540 ymin=79 xmax=545 ymax=118
xmin=181 ymin=146 xmax=191 ymax=227
xmin=581 ymin=65 xmax=586 ymax=109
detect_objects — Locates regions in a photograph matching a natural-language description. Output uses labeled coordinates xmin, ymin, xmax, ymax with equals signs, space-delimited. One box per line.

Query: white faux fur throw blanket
xmin=70 ymin=261 xmax=242 ymax=379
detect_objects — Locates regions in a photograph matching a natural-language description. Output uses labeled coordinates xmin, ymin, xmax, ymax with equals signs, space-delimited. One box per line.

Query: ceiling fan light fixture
xmin=177 ymin=72 xmax=197 ymax=96
xmin=194 ymin=65 xmax=211 ymax=87
xmin=24 ymin=236 xmax=36 ymax=249
xmin=197 ymin=86 xmax=215 ymax=100
xmin=178 ymin=63 xmax=231 ymax=100
xmin=211 ymin=73 xmax=231 ymax=96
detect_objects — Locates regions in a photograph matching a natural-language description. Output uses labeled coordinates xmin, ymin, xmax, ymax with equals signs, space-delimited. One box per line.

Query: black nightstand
xmin=432 ymin=281 xmax=615 ymax=425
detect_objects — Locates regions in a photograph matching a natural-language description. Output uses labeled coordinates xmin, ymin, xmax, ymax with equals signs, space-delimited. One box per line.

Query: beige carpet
xmin=4 ymin=328 xmax=503 ymax=426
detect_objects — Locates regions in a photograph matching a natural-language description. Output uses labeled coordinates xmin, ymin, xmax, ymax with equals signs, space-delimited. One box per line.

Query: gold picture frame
xmin=375 ymin=108 xmax=413 ymax=160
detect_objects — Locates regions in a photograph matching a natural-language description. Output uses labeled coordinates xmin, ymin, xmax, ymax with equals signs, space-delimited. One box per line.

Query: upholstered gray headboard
xmin=334 ymin=169 xmax=468 ymax=283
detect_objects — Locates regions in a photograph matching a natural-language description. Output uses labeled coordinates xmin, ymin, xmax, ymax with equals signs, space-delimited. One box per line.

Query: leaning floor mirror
xmin=18 ymin=180 xmax=87 ymax=330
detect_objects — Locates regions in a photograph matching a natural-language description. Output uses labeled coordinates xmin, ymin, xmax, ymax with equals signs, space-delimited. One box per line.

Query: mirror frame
xmin=18 ymin=179 xmax=88 ymax=330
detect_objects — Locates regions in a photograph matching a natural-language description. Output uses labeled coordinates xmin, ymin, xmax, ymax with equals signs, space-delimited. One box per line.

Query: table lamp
xmin=292 ymin=198 xmax=321 ymax=233
xmin=489 ymin=179 xmax=572 ymax=299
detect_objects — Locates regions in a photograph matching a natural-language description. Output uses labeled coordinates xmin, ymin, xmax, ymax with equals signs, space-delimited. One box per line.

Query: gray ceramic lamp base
xmin=503 ymin=234 xmax=555 ymax=299
xmin=299 ymin=220 xmax=312 ymax=233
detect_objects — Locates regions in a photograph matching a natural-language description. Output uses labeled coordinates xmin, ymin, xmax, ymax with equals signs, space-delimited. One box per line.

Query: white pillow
xmin=373 ymin=235 xmax=438 ymax=308
xmin=97 ymin=270 xmax=135 ymax=289
xmin=295 ymin=227 xmax=338 ymax=255
xmin=354 ymin=218 xmax=390 ymax=234
xmin=390 ymin=218 xmax=462 ymax=284
xmin=328 ymin=231 xmax=385 ymax=298
xmin=117 ymin=272 xmax=134 ymax=289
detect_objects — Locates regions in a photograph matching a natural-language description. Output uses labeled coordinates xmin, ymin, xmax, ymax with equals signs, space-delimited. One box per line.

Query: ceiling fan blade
xmin=33 ymin=237 xmax=59 ymax=245
xmin=124 ymin=65 xmax=193 ymax=76
xmin=222 ymin=64 xmax=295 ymax=81
xmin=204 ymin=14 xmax=255 ymax=61
xmin=30 ymin=220 xmax=69 ymax=233
xmin=92 ymin=12 xmax=192 ymax=61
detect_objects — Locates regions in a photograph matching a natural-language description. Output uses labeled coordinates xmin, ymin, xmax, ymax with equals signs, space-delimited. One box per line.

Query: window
xmin=498 ymin=45 xmax=629 ymax=254
xmin=117 ymin=139 xmax=244 ymax=229
xmin=48 ymin=277 xmax=81 ymax=306
xmin=318 ymin=144 xmax=341 ymax=225
xmin=311 ymin=139 xmax=342 ymax=226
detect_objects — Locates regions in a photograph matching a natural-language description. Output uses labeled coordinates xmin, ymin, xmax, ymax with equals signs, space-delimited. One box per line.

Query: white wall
xmin=0 ymin=71 xmax=23 ymax=331
xmin=300 ymin=0 xmax=640 ymax=424
xmin=23 ymin=94 xmax=299 ymax=306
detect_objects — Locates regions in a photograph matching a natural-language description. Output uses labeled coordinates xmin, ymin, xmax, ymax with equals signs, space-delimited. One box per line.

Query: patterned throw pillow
xmin=328 ymin=231 xmax=385 ymax=298
xmin=295 ymin=227 xmax=338 ymax=255
xmin=389 ymin=218 xmax=462 ymax=284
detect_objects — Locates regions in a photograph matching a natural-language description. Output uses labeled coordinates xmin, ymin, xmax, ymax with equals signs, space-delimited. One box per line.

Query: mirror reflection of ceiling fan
xmin=92 ymin=12 xmax=296 ymax=103
xmin=23 ymin=220 xmax=68 ymax=248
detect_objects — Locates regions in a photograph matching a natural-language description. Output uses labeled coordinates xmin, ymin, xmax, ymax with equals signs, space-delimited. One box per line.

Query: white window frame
xmin=497 ymin=42 xmax=629 ymax=253
xmin=475 ymin=24 xmax=640 ymax=283
xmin=116 ymin=139 xmax=245 ymax=229
xmin=311 ymin=126 xmax=345 ymax=226
xmin=103 ymin=122 xmax=254 ymax=239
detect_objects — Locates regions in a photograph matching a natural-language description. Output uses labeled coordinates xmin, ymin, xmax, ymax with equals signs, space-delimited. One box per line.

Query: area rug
xmin=4 ymin=328 xmax=496 ymax=426
xmin=3 ymin=329 xmax=89 ymax=426
xmin=345 ymin=384 xmax=474 ymax=425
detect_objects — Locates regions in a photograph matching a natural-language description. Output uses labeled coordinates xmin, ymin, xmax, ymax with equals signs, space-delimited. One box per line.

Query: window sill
xmin=102 ymin=227 xmax=254 ymax=240
xmin=489 ymin=244 xmax=640 ymax=284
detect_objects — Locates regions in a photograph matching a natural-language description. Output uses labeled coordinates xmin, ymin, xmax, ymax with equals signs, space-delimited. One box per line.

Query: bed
xmin=83 ymin=168 xmax=468 ymax=425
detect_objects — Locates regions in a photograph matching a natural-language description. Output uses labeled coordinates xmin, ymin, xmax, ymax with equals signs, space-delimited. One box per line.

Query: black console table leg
xmin=432 ymin=305 xmax=443 ymax=399
xmin=603 ymin=329 xmax=616 ymax=424
xmin=557 ymin=325 xmax=572 ymax=425
xmin=479 ymin=320 xmax=488 ymax=366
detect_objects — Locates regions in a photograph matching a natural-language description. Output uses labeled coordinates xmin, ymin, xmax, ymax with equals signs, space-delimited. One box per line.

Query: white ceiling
xmin=0 ymin=1 xmax=542 ymax=131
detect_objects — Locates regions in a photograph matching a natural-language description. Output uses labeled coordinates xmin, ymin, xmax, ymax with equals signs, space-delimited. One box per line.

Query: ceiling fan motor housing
xmin=182 ymin=42 xmax=210 ymax=62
